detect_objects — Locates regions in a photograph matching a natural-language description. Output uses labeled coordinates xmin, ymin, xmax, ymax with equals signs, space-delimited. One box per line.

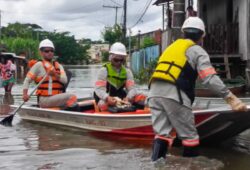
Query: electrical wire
xmin=129 ymin=0 xmax=153 ymax=28
xmin=110 ymin=0 xmax=122 ymax=7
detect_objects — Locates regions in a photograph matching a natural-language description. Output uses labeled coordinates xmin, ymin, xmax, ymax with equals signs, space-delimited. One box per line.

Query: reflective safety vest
xmin=150 ymin=39 xmax=198 ymax=104
xmin=94 ymin=63 xmax=127 ymax=103
xmin=105 ymin=62 xmax=127 ymax=98
xmin=35 ymin=60 xmax=65 ymax=96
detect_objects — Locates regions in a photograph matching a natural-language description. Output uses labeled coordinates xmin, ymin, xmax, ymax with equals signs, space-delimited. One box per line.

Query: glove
xmin=225 ymin=93 xmax=247 ymax=112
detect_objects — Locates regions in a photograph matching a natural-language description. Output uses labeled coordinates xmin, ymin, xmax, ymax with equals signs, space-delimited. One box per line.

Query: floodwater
xmin=1 ymin=65 xmax=250 ymax=170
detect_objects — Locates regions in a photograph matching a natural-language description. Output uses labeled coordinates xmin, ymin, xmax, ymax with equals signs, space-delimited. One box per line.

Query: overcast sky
xmin=0 ymin=0 xmax=163 ymax=40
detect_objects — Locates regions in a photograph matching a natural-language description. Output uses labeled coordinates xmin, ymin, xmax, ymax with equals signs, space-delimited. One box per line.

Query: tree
xmin=142 ymin=37 xmax=157 ymax=48
xmin=78 ymin=38 xmax=92 ymax=45
xmin=1 ymin=22 xmax=40 ymax=39
xmin=46 ymin=31 xmax=90 ymax=64
xmin=1 ymin=22 xmax=91 ymax=64
xmin=2 ymin=37 xmax=40 ymax=59
xmin=101 ymin=51 xmax=109 ymax=62
xmin=102 ymin=24 xmax=123 ymax=45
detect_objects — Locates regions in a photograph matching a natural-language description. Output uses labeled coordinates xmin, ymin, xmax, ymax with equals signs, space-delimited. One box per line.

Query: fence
xmin=203 ymin=23 xmax=239 ymax=54
xmin=130 ymin=45 xmax=160 ymax=74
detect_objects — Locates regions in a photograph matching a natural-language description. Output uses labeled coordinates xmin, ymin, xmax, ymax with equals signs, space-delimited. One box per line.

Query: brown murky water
xmin=1 ymin=65 xmax=250 ymax=170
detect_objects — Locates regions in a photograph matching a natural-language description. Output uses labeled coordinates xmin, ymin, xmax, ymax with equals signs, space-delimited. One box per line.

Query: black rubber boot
xmin=65 ymin=104 xmax=81 ymax=112
xmin=151 ymin=138 xmax=168 ymax=161
xmin=182 ymin=146 xmax=199 ymax=157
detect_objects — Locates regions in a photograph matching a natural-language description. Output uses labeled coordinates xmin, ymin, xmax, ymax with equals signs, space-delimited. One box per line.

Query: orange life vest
xmin=35 ymin=60 xmax=65 ymax=96
xmin=28 ymin=59 xmax=38 ymax=68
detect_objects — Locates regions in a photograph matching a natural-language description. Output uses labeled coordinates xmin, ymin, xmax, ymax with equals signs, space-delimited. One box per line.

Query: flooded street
xmin=1 ymin=65 xmax=250 ymax=169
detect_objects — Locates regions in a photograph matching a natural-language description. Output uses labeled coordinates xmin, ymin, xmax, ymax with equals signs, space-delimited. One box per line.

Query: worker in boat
xmin=148 ymin=17 xmax=247 ymax=162
xmin=22 ymin=39 xmax=79 ymax=111
xmin=94 ymin=42 xmax=146 ymax=111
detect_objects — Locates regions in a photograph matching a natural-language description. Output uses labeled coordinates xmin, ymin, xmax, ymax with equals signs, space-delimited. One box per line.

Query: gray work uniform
xmin=94 ymin=66 xmax=138 ymax=107
xmin=148 ymin=44 xmax=230 ymax=140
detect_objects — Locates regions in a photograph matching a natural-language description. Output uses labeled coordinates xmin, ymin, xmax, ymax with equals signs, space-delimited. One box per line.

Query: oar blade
xmin=0 ymin=114 xmax=14 ymax=126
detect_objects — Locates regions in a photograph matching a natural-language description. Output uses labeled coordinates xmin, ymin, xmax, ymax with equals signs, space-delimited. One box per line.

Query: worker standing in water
xmin=148 ymin=17 xmax=247 ymax=162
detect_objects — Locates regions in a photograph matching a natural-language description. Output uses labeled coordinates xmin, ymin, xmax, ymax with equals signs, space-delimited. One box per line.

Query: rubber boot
xmin=151 ymin=138 xmax=168 ymax=161
xmin=182 ymin=146 xmax=199 ymax=157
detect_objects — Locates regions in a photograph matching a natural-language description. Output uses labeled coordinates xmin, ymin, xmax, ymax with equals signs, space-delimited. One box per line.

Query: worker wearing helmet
xmin=148 ymin=17 xmax=247 ymax=161
xmin=22 ymin=39 xmax=79 ymax=110
xmin=94 ymin=42 xmax=145 ymax=111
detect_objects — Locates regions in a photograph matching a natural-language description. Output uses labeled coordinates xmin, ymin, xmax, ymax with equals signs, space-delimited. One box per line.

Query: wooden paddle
xmin=0 ymin=72 xmax=49 ymax=126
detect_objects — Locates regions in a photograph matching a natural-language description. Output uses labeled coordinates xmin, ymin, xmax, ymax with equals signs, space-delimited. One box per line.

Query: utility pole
xmin=137 ymin=30 xmax=141 ymax=50
xmin=172 ymin=0 xmax=185 ymax=40
xmin=122 ymin=0 xmax=127 ymax=43
xmin=162 ymin=5 xmax=165 ymax=31
xmin=128 ymin=28 xmax=132 ymax=58
xmin=103 ymin=5 xmax=121 ymax=25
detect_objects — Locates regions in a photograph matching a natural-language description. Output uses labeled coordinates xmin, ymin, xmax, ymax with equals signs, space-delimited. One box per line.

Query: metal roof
xmin=153 ymin=0 xmax=173 ymax=5
xmin=0 ymin=52 xmax=25 ymax=60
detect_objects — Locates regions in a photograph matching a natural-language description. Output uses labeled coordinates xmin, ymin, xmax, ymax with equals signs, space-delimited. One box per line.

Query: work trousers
xmin=39 ymin=93 xmax=77 ymax=108
xmin=148 ymin=97 xmax=199 ymax=141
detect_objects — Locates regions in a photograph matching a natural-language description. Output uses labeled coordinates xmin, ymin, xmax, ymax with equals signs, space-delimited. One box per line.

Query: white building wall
xmin=88 ymin=44 xmax=109 ymax=60
xmin=234 ymin=0 xmax=248 ymax=60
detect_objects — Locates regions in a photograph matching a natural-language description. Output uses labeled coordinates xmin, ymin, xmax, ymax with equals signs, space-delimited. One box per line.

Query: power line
xmin=110 ymin=0 xmax=122 ymax=7
xmin=103 ymin=5 xmax=121 ymax=25
xmin=130 ymin=0 xmax=153 ymax=28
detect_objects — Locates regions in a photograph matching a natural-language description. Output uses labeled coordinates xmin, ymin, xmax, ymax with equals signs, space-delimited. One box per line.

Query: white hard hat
xmin=109 ymin=42 xmax=127 ymax=56
xmin=181 ymin=17 xmax=205 ymax=35
xmin=39 ymin=39 xmax=55 ymax=49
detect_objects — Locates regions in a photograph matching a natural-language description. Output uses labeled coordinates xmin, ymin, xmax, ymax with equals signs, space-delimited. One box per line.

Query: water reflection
xmin=19 ymin=121 xmax=151 ymax=152
xmin=2 ymin=93 xmax=14 ymax=105
xmin=0 ymin=94 xmax=13 ymax=116
xmin=7 ymin=121 xmax=226 ymax=170
xmin=67 ymin=65 xmax=101 ymax=89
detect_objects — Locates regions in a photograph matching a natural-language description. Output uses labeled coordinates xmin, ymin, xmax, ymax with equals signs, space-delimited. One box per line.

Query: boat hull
xmin=13 ymin=103 xmax=250 ymax=145
xmin=17 ymin=106 xmax=153 ymax=136
xmin=196 ymin=84 xmax=245 ymax=97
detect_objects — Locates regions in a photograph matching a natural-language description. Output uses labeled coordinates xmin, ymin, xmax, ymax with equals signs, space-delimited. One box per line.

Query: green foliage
xmin=102 ymin=24 xmax=123 ymax=44
xmin=45 ymin=31 xmax=90 ymax=64
xmin=129 ymin=36 xmax=137 ymax=49
xmin=1 ymin=37 xmax=40 ymax=59
xmin=133 ymin=59 xmax=158 ymax=84
xmin=142 ymin=37 xmax=156 ymax=48
xmin=78 ymin=38 xmax=92 ymax=45
xmin=102 ymin=51 xmax=109 ymax=62
xmin=1 ymin=22 xmax=40 ymax=39
xmin=0 ymin=22 xmax=91 ymax=64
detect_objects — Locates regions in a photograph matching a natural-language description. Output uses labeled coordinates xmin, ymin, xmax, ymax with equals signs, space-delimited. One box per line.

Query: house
xmin=87 ymin=44 xmax=109 ymax=63
xmin=154 ymin=0 xmax=250 ymax=81
xmin=138 ymin=29 xmax=162 ymax=49
xmin=130 ymin=29 xmax=162 ymax=74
